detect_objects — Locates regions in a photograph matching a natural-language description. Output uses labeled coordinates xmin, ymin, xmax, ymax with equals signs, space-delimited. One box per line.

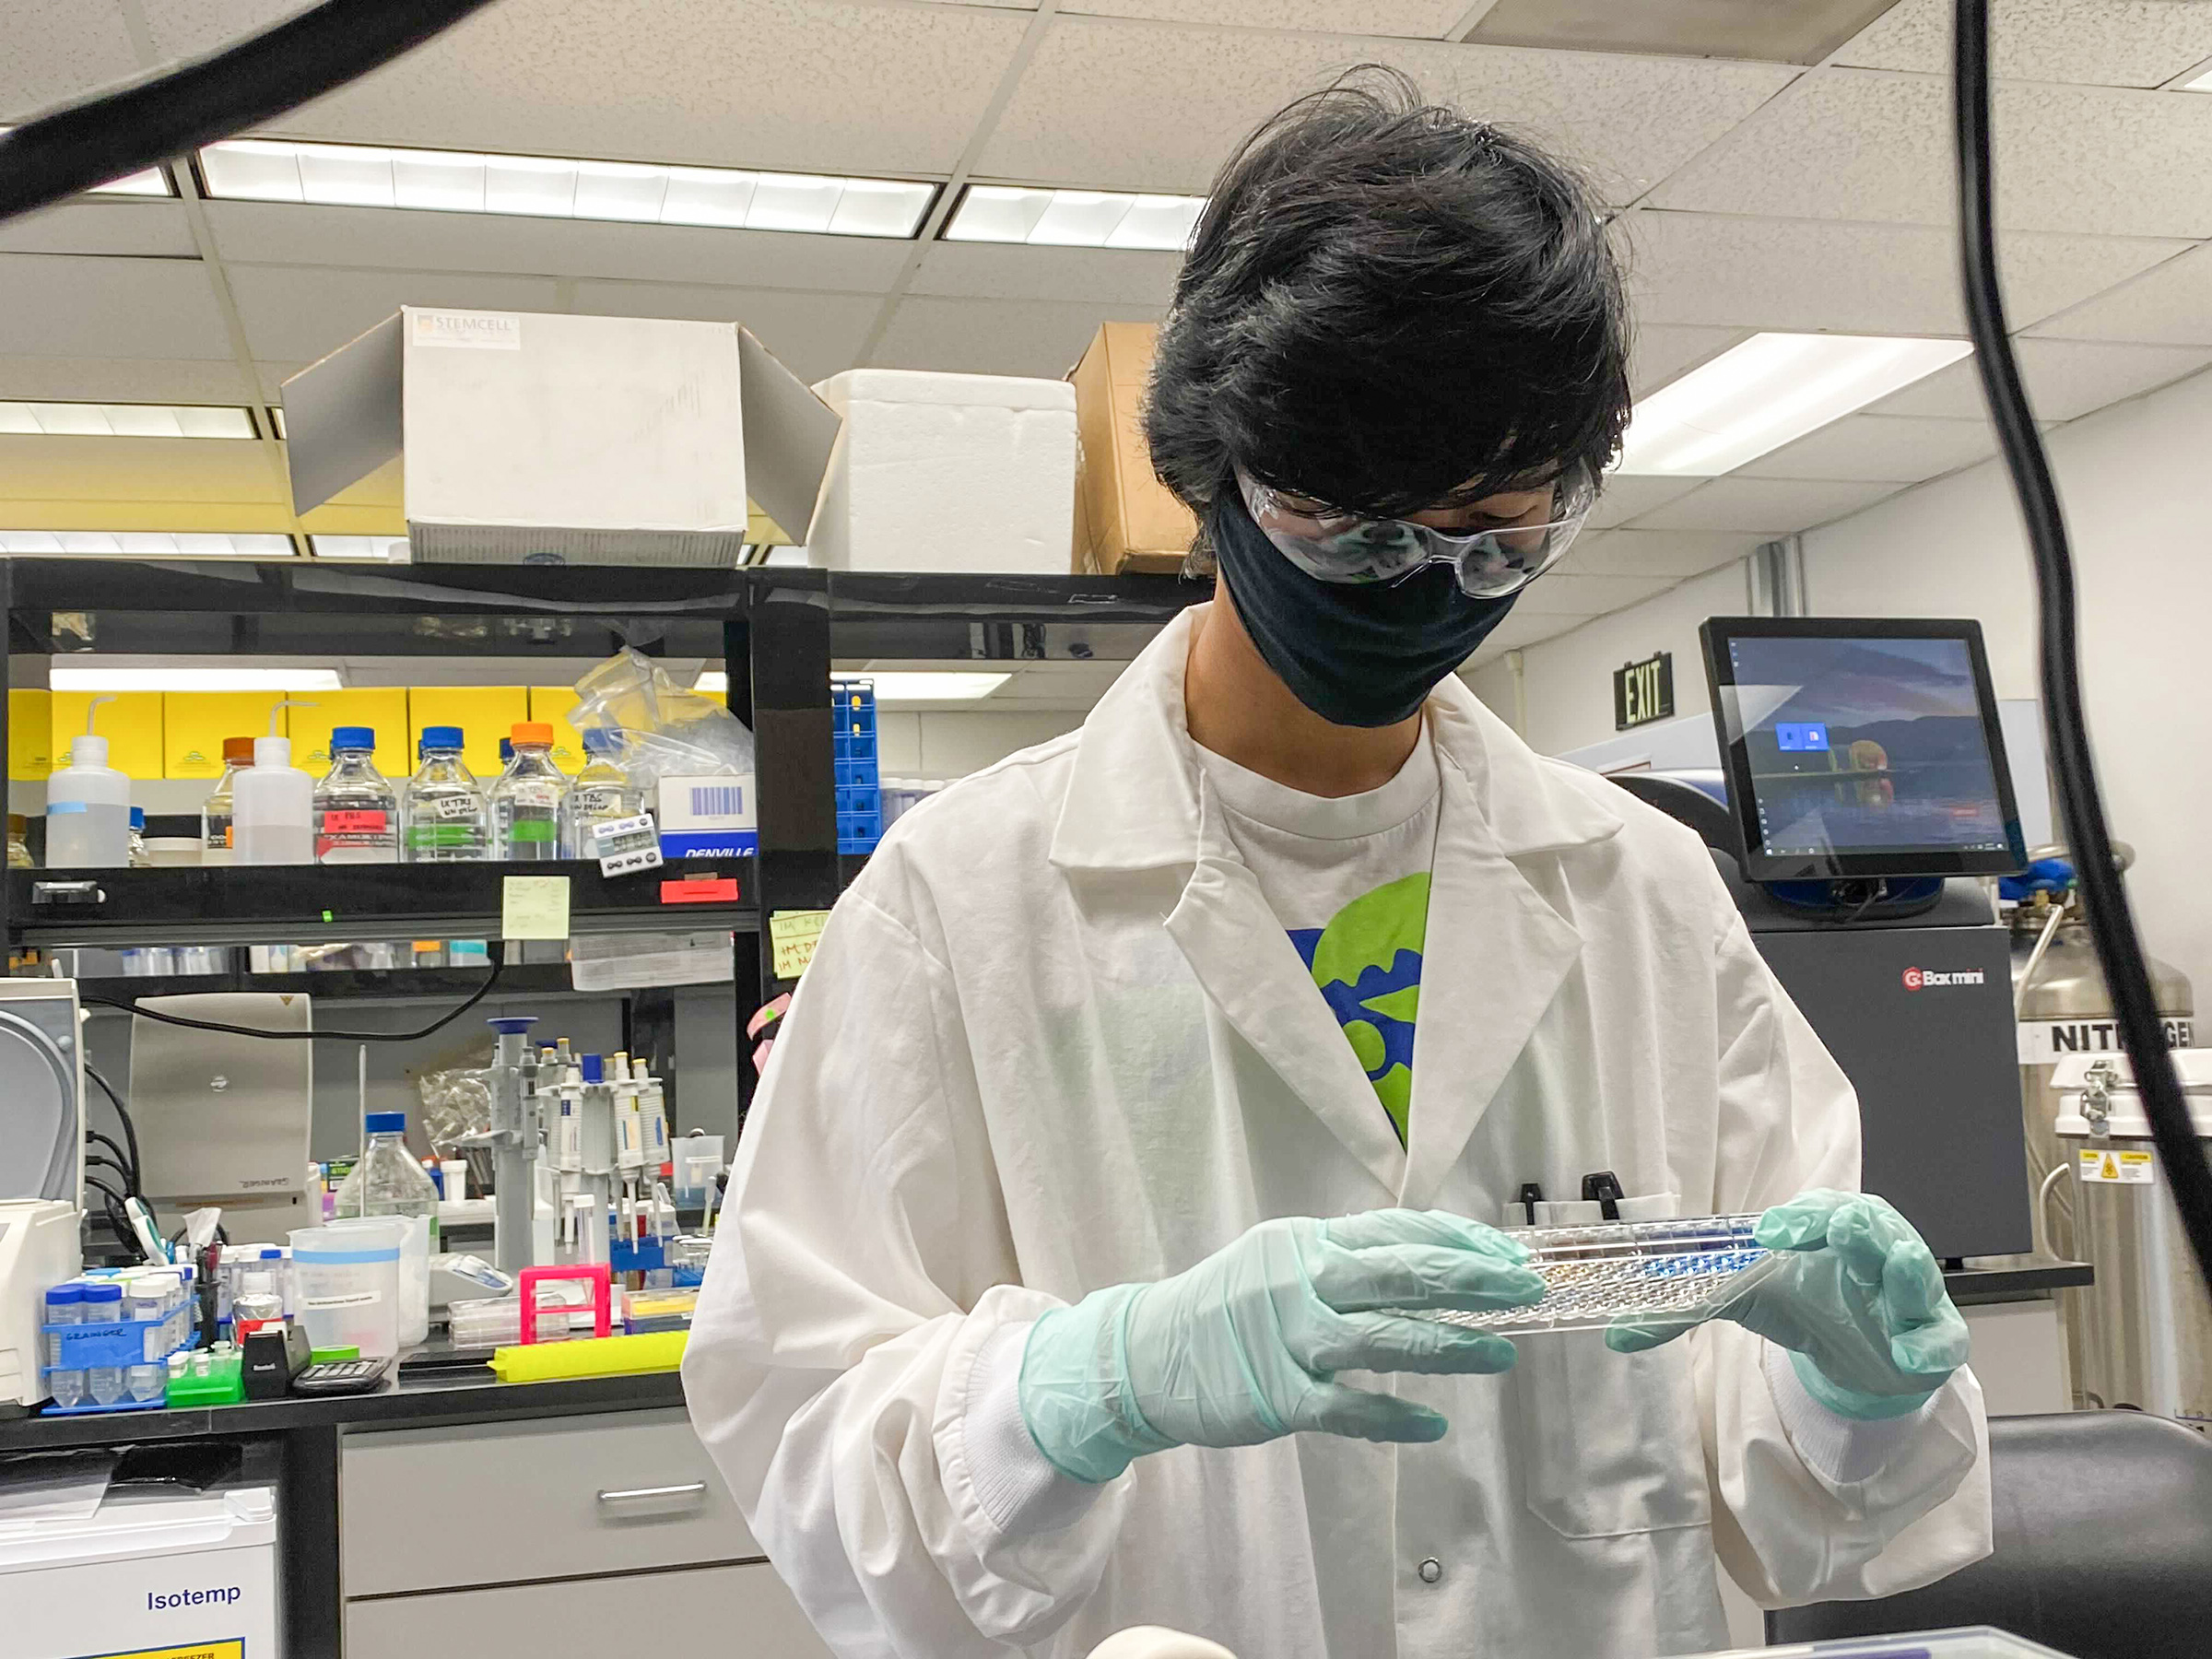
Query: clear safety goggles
xmin=1238 ymin=459 xmax=1599 ymax=599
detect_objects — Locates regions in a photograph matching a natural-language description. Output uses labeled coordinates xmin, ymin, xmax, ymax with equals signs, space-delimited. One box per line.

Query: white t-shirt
xmin=1195 ymin=726 xmax=1440 ymax=1145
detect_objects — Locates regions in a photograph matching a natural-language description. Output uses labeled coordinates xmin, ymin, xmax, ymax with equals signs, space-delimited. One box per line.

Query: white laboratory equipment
xmin=0 ymin=1200 xmax=82 ymax=1409
xmin=0 ymin=981 xmax=86 ymax=1212
xmin=0 ymin=1486 xmax=279 ymax=1659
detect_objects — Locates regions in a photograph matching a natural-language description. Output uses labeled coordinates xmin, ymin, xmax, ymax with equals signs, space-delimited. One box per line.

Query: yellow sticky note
xmin=501 ymin=874 xmax=571 ymax=941
xmin=769 ymin=909 xmax=830 ymax=980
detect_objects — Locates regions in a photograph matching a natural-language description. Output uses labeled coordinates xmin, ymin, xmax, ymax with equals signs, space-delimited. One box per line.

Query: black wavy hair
xmin=1144 ymin=67 xmax=1630 ymax=538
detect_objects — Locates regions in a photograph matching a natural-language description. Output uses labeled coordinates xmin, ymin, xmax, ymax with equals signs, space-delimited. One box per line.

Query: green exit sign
xmin=1613 ymin=651 xmax=1674 ymax=730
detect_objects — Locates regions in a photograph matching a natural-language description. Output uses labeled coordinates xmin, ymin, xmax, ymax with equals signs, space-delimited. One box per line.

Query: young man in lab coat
xmin=686 ymin=76 xmax=1990 ymax=1658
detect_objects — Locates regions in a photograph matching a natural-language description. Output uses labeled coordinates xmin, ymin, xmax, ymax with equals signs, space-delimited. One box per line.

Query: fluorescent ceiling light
xmin=309 ymin=535 xmax=406 ymax=560
xmin=0 ymin=128 xmax=171 ymax=196
xmin=271 ymin=408 xmax=288 ymax=440
xmin=51 ymin=666 xmax=344 ymax=692
xmin=867 ymin=672 xmax=1010 ymax=702
xmin=0 ymin=401 xmax=255 ymax=439
xmin=1616 ymin=333 xmax=1971 ymax=477
xmin=199 ymin=139 xmax=935 ymax=238
xmin=2180 ymin=64 xmax=2212 ymax=91
xmin=946 ymin=185 xmax=1206 ymax=250
xmin=0 ymin=531 xmax=295 ymax=558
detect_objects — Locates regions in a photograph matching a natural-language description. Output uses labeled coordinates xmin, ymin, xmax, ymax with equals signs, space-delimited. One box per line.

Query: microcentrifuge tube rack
xmin=1410 ymin=1213 xmax=1780 ymax=1335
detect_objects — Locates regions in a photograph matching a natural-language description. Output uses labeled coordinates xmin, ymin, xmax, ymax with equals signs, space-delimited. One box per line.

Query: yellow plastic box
xmin=9 ymin=689 xmax=53 ymax=781
xmin=288 ymin=688 xmax=410 ymax=777
xmin=165 ymin=691 xmax=287 ymax=779
xmin=53 ymin=691 xmax=161 ymax=781
xmin=410 ymin=688 xmax=528 ymax=780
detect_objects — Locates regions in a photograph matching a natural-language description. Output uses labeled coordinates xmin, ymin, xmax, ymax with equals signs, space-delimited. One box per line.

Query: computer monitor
xmin=1700 ymin=617 xmax=2027 ymax=882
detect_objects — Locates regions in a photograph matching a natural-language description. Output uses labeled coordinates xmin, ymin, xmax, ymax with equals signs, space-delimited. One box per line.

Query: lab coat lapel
xmin=1165 ymin=805 xmax=1409 ymax=1200
xmin=1398 ymin=738 xmax=1585 ymax=1211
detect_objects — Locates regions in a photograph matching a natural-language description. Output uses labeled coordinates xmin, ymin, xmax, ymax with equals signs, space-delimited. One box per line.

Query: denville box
xmin=283 ymin=307 xmax=840 ymax=566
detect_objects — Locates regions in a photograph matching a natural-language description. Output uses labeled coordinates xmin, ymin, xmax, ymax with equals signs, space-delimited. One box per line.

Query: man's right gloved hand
xmin=1017 ymin=1209 xmax=1545 ymax=1485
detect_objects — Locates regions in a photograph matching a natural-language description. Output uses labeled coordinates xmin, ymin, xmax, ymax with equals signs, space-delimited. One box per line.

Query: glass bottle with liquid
xmin=313 ymin=726 xmax=400 ymax=864
xmin=403 ymin=725 xmax=488 ymax=863
xmin=200 ymin=735 xmax=255 ymax=865
xmin=559 ymin=728 xmax=642 ymax=856
xmin=489 ymin=723 xmax=566 ymax=861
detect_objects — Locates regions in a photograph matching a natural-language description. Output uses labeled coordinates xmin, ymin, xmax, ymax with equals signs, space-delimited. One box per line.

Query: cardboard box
xmin=658 ymin=773 xmax=758 ymax=859
xmin=165 ymin=691 xmax=286 ymax=779
xmin=284 ymin=308 xmax=840 ymax=567
xmin=288 ymin=688 xmax=410 ymax=776
xmin=807 ymin=371 xmax=1077 ymax=573
xmin=1069 ymin=323 xmax=1198 ymax=576
xmin=410 ymin=688 xmax=528 ymax=780
xmin=53 ymin=691 xmax=161 ymax=782
xmin=9 ymin=689 xmax=53 ymax=781
xmin=529 ymin=686 xmax=587 ymax=774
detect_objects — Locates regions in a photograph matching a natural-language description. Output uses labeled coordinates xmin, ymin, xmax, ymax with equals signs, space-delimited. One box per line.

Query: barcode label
xmin=689 ymin=784 xmax=744 ymax=818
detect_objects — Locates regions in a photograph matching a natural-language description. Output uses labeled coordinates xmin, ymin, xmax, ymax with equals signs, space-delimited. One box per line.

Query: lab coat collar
xmin=1048 ymin=605 xmax=1626 ymax=875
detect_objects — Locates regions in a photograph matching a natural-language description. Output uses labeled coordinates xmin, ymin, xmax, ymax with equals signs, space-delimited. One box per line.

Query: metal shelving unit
xmin=0 ymin=559 xmax=1206 ymax=1115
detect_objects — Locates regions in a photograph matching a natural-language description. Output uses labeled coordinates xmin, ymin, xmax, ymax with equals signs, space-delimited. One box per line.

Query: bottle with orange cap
xmin=488 ymin=721 xmax=568 ymax=861
xmin=200 ymin=734 xmax=257 ymax=865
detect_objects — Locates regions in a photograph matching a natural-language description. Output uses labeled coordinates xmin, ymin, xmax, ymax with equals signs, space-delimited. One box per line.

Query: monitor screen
xmin=1700 ymin=618 xmax=2027 ymax=880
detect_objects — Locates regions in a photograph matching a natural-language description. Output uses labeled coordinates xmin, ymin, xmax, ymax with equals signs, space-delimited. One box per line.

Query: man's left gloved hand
xmin=1608 ymin=1189 xmax=1971 ymax=1421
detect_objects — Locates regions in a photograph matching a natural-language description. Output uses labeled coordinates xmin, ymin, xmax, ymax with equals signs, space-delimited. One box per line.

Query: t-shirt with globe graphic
xmin=1195 ymin=731 xmax=1441 ymax=1146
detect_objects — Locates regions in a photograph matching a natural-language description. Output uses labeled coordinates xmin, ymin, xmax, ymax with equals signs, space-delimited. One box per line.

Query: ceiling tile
xmin=1471 ymin=0 xmax=1891 ymax=65
xmin=566 ymin=282 xmax=884 ymax=384
xmin=1622 ymin=208 xmax=2187 ymax=334
xmin=0 ymin=357 xmax=254 ymax=404
xmin=1649 ymin=68 xmax=2212 ymax=240
xmin=223 ymin=265 xmax=561 ymax=363
xmin=203 ymin=201 xmax=914 ymax=293
xmin=1071 ymin=1 xmax=1477 ymax=36
xmin=1591 ymin=473 xmax=1701 ymax=527
xmin=1735 ymin=414 xmax=1995 ymax=482
xmin=147 ymin=0 xmax=1030 ymax=178
xmin=1630 ymin=324 xmax=1749 ymax=394
xmin=1469 ymin=606 xmax=1583 ymax=655
xmin=1566 ymin=526 xmax=1767 ymax=579
xmin=1870 ymin=338 xmax=2212 ymax=420
xmin=1513 ymin=568 xmax=1678 ymax=616
xmin=1629 ymin=475 xmax=1895 ymax=533
xmin=0 ymin=4 xmax=145 ymax=117
xmin=1836 ymin=0 xmax=2212 ymax=88
xmin=0 ymin=435 xmax=283 ymax=505
xmin=977 ymin=18 xmax=1796 ymax=196
xmin=2024 ymin=241 xmax=2212 ymax=346
xmin=0 ymin=254 xmax=232 ymax=359
xmin=0 ymin=202 xmax=197 ymax=259
xmin=905 ymin=242 xmax=1182 ymax=306
xmin=872 ymin=295 xmax=1167 ymax=379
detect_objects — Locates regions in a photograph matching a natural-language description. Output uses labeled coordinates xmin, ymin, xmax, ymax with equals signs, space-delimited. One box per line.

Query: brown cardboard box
xmin=1069 ymin=323 xmax=1198 ymax=576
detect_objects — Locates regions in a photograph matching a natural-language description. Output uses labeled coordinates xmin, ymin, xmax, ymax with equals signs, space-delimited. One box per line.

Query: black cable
xmin=84 ymin=1064 xmax=141 ymax=1188
xmin=85 ymin=1130 xmax=137 ymax=1194
xmin=86 ymin=1154 xmax=133 ymax=1187
xmin=1955 ymin=0 xmax=2212 ymax=1296
xmin=0 ymin=0 xmax=502 ymax=221
xmin=83 ymin=942 xmax=509 ymax=1043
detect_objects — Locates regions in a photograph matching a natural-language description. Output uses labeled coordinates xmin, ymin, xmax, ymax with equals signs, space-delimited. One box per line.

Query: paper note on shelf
xmin=569 ymin=930 xmax=734 ymax=992
xmin=501 ymin=874 xmax=571 ymax=940
xmin=770 ymin=909 xmax=830 ymax=980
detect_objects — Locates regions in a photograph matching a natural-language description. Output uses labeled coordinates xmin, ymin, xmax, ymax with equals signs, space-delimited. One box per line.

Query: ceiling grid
xmin=0 ymin=0 xmax=2208 ymax=649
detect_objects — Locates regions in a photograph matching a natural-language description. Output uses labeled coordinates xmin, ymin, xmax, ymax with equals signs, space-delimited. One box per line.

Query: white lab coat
xmin=685 ymin=606 xmax=1990 ymax=1659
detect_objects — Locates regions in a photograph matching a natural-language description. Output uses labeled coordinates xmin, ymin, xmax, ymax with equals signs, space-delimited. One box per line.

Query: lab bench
xmin=0 ymin=1366 xmax=832 ymax=1659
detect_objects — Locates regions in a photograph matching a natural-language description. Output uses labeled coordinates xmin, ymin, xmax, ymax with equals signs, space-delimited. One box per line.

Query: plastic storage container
xmin=403 ymin=724 xmax=488 ymax=862
xmin=234 ymin=732 xmax=313 ymax=864
xmin=330 ymin=1111 xmax=441 ymax=1343
xmin=200 ymin=735 xmax=256 ymax=864
xmin=325 ymin=1214 xmax=428 ymax=1347
xmin=47 ymin=732 xmax=132 ymax=867
xmin=489 ymin=723 xmax=566 ymax=859
xmin=559 ymin=727 xmax=641 ymax=856
xmin=314 ymin=726 xmax=400 ymax=863
xmin=290 ymin=1225 xmax=402 ymax=1359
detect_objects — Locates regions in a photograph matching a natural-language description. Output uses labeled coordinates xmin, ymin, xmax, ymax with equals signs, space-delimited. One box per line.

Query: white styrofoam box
xmin=806 ymin=369 xmax=1077 ymax=573
xmin=285 ymin=308 xmax=839 ymax=567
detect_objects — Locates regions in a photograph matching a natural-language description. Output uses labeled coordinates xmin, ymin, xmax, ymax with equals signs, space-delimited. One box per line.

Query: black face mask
xmin=1206 ymin=488 xmax=1521 ymax=728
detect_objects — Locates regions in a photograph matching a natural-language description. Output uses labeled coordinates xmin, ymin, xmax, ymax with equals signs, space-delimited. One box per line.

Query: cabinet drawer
xmin=346 ymin=1560 xmax=833 ymax=1659
xmin=342 ymin=1407 xmax=759 ymax=1595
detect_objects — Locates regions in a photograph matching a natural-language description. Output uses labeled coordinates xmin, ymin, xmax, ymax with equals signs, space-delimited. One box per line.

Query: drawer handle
xmin=596 ymin=1482 xmax=709 ymax=1504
